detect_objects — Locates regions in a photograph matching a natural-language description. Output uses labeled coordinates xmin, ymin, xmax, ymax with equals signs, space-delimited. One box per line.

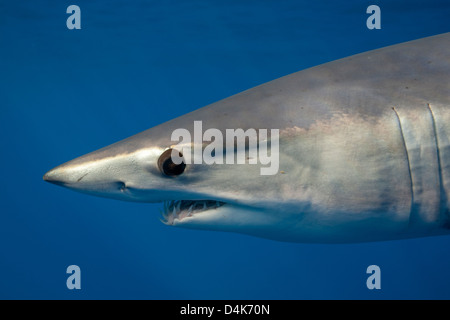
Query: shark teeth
xmin=160 ymin=200 xmax=225 ymax=225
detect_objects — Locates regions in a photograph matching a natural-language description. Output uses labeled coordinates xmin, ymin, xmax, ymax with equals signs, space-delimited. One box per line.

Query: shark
xmin=44 ymin=33 xmax=450 ymax=243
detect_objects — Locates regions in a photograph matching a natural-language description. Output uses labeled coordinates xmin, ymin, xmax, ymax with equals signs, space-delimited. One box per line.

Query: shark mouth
xmin=160 ymin=200 xmax=226 ymax=224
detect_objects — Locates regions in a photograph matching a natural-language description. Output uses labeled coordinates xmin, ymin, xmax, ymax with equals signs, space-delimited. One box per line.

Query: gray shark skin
xmin=44 ymin=33 xmax=450 ymax=243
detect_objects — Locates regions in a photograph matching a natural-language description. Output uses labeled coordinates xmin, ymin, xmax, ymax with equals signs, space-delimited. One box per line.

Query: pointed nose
xmin=42 ymin=149 xmax=133 ymax=195
xmin=43 ymin=167 xmax=67 ymax=185
xmin=43 ymin=165 xmax=81 ymax=186
xmin=43 ymin=168 xmax=55 ymax=183
xmin=43 ymin=158 xmax=92 ymax=186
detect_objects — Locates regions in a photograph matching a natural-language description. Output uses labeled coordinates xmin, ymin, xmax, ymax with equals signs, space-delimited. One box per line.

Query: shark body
xmin=44 ymin=33 xmax=450 ymax=243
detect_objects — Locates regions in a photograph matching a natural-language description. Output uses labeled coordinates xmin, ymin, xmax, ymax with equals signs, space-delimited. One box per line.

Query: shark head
xmin=43 ymin=114 xmax=291 ymax=240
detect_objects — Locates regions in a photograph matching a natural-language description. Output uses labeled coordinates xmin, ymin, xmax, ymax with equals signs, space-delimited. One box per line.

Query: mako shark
xmin=44 ymin=33 xmax=450 ymax=243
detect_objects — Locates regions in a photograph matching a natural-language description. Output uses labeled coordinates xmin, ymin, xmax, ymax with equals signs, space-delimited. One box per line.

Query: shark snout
xmin=43 ymin=159 xmax=133 ymax=200
xmin=42 ymin=146 xmax=160 ymax=201
xmin=43 ymin=163 xmax=91 ymax=186
xmin=43 ymin=167 xmax=67 ymax=185
xmin=43 ymin=147 xmax=128 ymax=188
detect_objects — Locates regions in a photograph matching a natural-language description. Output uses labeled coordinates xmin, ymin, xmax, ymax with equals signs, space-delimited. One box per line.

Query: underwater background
xmin=1 ymin=0 xmax=450 ymax=299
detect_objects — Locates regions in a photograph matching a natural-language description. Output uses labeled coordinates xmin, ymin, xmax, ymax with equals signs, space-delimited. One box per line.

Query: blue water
xmin=1 ymin=0 xmax=450 ymax=299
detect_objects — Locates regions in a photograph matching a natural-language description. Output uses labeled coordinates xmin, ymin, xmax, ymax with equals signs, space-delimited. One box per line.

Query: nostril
xmin=76 ymin=172 xmax=89 ymax=182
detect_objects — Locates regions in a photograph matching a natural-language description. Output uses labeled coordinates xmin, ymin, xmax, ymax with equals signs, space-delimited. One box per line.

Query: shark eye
xmin=158 ymin=149 xmax=186 ymax=176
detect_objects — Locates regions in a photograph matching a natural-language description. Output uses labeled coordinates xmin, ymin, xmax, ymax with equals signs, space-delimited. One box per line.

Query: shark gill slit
xmin=426 ymin=103 xmax=448 ymax=224
xmin=392 ymin=106 xmax=415 ymax=226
